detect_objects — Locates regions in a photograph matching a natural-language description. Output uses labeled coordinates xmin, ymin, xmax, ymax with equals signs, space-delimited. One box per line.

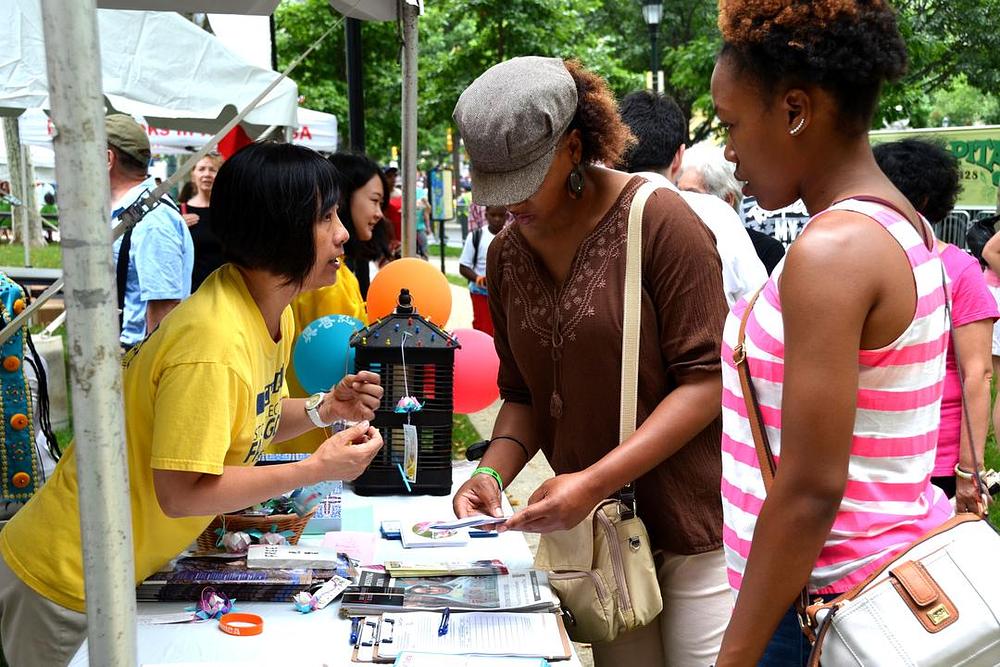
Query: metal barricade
xmin=935 ymin=210 xmax=971 ymax=248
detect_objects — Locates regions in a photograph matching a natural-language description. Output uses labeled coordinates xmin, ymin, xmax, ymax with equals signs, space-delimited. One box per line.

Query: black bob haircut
xmin=210 ymin=142 xmax=339 ymax=286
xmin=873 ymin=138 xmax=961 ymax=225
xmin=327 ymin=152 xmax=388 ymax=260
xmin=718 ymin=1 xmax=907 ymax=134
xmin=618 ymin=90 xmax=688 ymax=173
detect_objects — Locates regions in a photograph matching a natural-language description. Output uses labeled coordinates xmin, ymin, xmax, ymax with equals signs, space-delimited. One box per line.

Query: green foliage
xmin=275 ymin=0 xmax=401 ymax=161
xmin=278 ymin=0 xmax=1000 ymax=156
xmin=925 ymin=76 xmax=1000 ymax=127
xmin=879 ymin=0 xmax=1000 ymax=128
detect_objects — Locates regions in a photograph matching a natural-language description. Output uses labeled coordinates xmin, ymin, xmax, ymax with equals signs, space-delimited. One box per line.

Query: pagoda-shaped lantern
xmin=349 ymin=289 xmax=460 ymax=495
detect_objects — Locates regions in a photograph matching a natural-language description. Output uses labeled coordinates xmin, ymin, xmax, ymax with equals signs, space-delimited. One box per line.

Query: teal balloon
xmin=293 ymin=315 xmax=364 ymax=394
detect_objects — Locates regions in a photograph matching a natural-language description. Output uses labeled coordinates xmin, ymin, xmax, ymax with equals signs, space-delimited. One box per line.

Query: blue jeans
xmin=759 ymin=596 xmax=836 ymax=667
xmin=758 ymin=605 xmax=811 ymax=666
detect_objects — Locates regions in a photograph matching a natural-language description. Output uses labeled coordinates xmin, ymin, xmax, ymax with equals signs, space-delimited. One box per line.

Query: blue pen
xmin=438 ymin=607 xmax=451 ymax=636
xmin=349 ymin=616 xmax=361 ymax=645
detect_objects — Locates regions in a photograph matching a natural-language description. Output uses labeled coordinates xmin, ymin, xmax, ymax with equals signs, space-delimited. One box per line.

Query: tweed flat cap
xmin=453 ymin=56 xmax=578 ymax=206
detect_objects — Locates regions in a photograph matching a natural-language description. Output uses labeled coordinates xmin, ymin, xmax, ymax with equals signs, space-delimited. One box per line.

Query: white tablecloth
xmin=70 ymin=463 xmax=579 ymax=666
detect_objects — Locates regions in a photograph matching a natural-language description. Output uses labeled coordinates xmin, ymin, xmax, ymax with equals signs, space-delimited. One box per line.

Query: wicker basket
xmin=196 ymin=508 xmax=316 ymax=552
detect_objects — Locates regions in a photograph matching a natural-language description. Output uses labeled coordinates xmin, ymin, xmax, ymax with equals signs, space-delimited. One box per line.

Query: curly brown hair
xmin=717 ymin=0 xmax=907 ymax=131
xmin=563 ymin=60 xmax=635 ymax=167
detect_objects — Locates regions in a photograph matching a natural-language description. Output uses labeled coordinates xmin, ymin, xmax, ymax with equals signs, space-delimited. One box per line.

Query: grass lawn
xmin=428 ymin=244 xmax=462 ymax=258
xmin=451 ymin=413 xmax=483 ymax=461
xmin=0 ymin=243 xmax=62 ymax=268
xmin=985 ymin=438 xmax=999 ymax=527
xmin=445 ymin=273 xmax=467 ymax=288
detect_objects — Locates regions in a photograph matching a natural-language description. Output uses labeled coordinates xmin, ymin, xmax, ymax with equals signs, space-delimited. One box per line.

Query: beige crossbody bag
xmin=534 ymin=181 xmax=663 ymax=644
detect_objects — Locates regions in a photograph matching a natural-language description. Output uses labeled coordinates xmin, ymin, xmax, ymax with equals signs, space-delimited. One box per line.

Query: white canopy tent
xmin=0 ymin=141 xmax=54 ymax=183
xmin=14 ymin=106 xmax=338 ymax=156
xmin=1 ymin=0 xmax=298 ymax=133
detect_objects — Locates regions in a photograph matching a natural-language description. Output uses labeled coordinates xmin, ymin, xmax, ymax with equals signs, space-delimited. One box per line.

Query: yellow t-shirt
xmin=0 ymin=264 xmax=294 ymax=612
xmin=271 ymin=262 xmax=367 ymax=454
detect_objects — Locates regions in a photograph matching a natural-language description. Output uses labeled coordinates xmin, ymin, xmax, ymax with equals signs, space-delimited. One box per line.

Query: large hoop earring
xmin=789 ymin=117 xmax=806 ymax=136
xmin=567 ymin=163 xmax=585 ymax=199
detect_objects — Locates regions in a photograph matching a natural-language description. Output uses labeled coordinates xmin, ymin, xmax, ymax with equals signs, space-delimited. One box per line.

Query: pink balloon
xmin=452 ymin=327 xmax=500 ymax=414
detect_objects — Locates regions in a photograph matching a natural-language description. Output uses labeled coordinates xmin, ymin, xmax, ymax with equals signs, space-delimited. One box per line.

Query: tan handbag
xmin=735 ymin=259 xmax=1000 ymax=666
xmin=534 ymin=181 xmax=663 ymax=644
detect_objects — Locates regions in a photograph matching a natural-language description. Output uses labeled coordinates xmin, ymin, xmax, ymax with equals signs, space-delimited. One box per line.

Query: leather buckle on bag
xmin=733 ymin=344 xmax=746 ymax=365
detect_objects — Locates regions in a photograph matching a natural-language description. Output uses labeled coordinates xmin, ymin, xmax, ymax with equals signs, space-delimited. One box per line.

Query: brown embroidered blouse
xmin=486 ymin=176 xmax=727 ymax=555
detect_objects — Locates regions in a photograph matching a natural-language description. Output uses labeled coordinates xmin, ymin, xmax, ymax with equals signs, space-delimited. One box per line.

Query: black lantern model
xmin=349 ymin=289 xmax=460 ymax=495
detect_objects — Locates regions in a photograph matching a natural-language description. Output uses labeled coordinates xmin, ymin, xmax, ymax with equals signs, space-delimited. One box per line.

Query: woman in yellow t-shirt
xmin=281 ymin=152 xmax=388 ymax=454
xmin=0 ymin=143 xmax=385 ymax=666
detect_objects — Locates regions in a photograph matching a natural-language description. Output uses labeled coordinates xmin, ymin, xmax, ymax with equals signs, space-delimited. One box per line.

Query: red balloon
xmin=452 ymin=327 xmax=500 ymax=414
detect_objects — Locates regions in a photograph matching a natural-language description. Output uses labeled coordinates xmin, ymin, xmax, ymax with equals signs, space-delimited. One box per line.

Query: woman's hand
xmin=453 ymin=473 xmax=505 ymax=526
xmin=304 ymin=421 xmax=383 ymax=482
xmin=955 ymin=475 xmax=987 ymax=516
xmin=182 ymin=212 xmax=200 ymax=227
xmin=321 ymin=371 xmax=384 ymax=423
xmin=502 ymin=471 xmax=601 ymax=533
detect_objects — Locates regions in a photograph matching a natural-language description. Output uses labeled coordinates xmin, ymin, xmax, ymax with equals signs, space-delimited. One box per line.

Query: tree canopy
xmin=274 ymin=0 xmax=1000 ymax=164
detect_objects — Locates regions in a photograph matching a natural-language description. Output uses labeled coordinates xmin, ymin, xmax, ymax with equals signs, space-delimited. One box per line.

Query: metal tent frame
xmin=28 ymin=1 xmax=422 ymax=663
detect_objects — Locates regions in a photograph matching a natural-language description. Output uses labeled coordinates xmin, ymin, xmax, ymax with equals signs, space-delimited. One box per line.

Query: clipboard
xmin=351 ymin=612 xmax=572 ymax=663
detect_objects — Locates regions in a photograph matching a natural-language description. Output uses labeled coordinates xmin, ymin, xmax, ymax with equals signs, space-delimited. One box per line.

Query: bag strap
xmin=116 ymin=227 xmax=133 ymax=331
xmin=616 ymin=181 xmax=658 ymax=518
xmin=113 ymin=191 xmax=181 ymax=332
xmin=735 ymin=286 xmax=820 ymax=631
xmin=471 ymin=227 xmax=483 ymax=270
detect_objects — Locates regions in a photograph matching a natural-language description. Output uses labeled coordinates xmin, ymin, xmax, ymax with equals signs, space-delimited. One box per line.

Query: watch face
xmin=306 ymin=393 xmax=323 ymax=410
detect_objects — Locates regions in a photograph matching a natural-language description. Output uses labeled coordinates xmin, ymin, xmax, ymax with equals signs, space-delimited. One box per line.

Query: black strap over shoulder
xmin=471 ymin=228 xmax=484 ymax=269
xmin=116 ymin=228 xmax=133 ymax=330
xmin=113 ymin=190 xmax=181 ymax=330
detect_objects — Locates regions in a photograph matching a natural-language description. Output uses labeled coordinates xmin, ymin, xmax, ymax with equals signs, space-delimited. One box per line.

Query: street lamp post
xmin=642 ymin=1 xmax=663 ymax=93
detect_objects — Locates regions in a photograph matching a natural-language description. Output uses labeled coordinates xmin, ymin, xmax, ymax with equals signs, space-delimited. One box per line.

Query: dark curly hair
xmin=717 ymin=0 xmax=907 ymax=132
xmin=873 ymin=139 xmax=960 ymax=224
xmin=563 ymin=60 xmax=635 ymax=166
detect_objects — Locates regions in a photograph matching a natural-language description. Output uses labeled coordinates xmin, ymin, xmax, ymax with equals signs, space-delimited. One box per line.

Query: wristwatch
xmin=305 ymin=392 xmax=331 ymax=428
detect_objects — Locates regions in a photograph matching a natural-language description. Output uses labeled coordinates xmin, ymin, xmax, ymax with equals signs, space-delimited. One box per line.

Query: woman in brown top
xmin=452 ymin=57 xmax=732 ymax=666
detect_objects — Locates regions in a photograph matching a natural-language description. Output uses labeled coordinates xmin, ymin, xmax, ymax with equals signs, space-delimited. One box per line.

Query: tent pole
xmin=401 ymin=0 xmax=418 ymax=259
xmin=345 ymin=17 xmax=366 ymax=153
xmin=39 ymin=1 xmax=137 ymax=665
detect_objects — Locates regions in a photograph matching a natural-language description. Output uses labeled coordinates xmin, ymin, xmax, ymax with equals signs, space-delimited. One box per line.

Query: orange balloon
xmin=367 ymin=258 xmax=452 ymax=325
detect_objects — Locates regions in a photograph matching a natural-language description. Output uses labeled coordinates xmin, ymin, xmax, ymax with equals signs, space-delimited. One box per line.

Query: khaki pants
xmin=591 ymin=547 xmax=732 ymax=667
xmin=0 ymin=556 xmax=87 ymax=667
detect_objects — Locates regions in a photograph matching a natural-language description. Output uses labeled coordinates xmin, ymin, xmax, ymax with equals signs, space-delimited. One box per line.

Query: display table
xmin=70 ymin=463 xmax=581 ymax=666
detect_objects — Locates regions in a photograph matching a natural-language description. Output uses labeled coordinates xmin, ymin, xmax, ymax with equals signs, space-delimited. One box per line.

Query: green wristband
xmin=472 ymin=466 xmax=504 ymax=492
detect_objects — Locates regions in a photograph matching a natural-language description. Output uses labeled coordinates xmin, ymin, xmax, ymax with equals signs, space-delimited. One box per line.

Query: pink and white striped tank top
xmin=720 ymin=199 xmax=953 ymax=596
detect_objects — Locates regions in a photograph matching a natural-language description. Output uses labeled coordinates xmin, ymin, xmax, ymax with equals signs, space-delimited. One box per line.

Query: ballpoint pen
xmin=438 ymin=607 xmax=451 ymax=636
xmin=349 ymin=616 xmax=361 ymax=645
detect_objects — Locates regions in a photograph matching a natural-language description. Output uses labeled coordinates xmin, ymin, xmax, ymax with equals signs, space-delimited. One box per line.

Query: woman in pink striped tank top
xmin=711 ymin=2 xmax=954 ymax=665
